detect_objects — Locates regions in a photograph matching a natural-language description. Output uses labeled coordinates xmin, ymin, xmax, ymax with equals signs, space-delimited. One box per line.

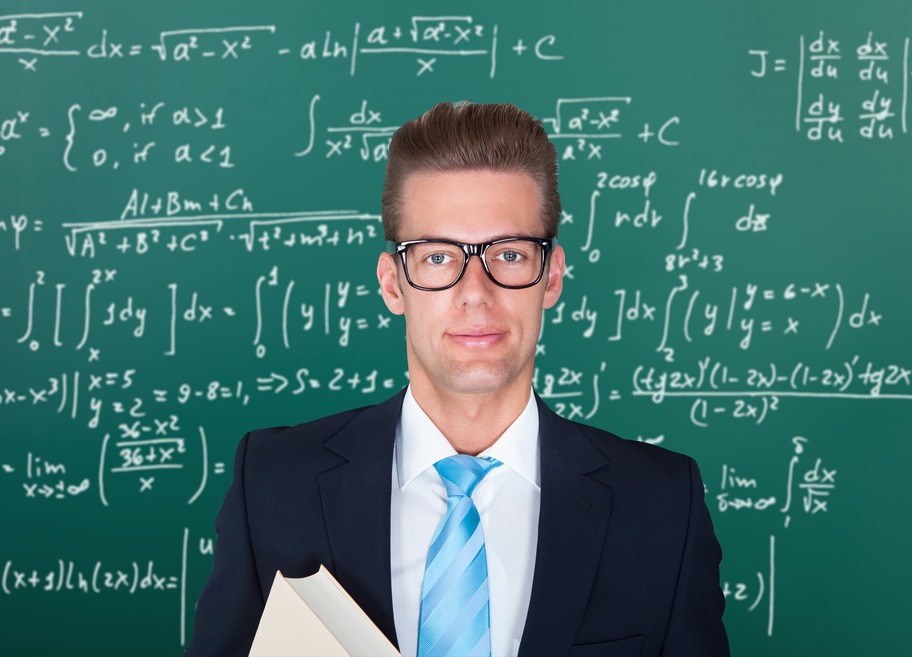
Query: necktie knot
xmin=434 ymin=454 xmax=502 ymax=499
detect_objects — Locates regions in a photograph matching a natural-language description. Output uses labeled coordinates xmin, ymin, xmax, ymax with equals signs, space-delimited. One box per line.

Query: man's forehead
xmin=400 ymin=168 xmax=536 ymax=191
xmin=397 ymin=169 xmax=547 ymax=240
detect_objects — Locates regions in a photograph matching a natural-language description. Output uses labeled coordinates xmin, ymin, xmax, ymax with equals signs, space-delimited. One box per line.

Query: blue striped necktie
xmin=417 ymin=454 xmax=502 ymax=657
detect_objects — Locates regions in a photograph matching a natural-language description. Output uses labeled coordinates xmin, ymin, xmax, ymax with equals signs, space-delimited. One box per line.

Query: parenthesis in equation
xmin=690 ymin=398 xmax=708 ymax=428
xmin=98 ymin=433 xmax=110 ymax=507
xmin=186 ymin=427 xmax=208 ymax=505
xmin=825 ymin=283 xmax=844 ymax=350
xmin=631 ymin=365 xmax=644 ymax=396
xmin=695 ymin=356 xmax=709 ymax=389
xmin=747 ymin=571 xmax=765 ymax=612
xmin=584 ymin=361 xmax=606 ymax=420
xmin=282 ymin=280 xmax=294 ymax=350
xmin=92 ymin=561 xmax=101 ymax=594
xmin=64 ymin=103 xmax=80 ymax=172
xmin=710 ymin=361 xmax=720 ymax=390
xmin=130 ymin=561 xmax=139 ymax=594
xmin=789 ymin=362 xmax=802 ymax=390
xmin=757 ymin=397 xmax=768 ymax=424
xmin=2 ymin=560 xmax=11 ymax=594
xmin=683 ymin=290 xmax=697 ymax=343
xmin=841 ymin=357 xmax=854 ymax=392
xmin=56 ymin=559 xmax=65 ymax=592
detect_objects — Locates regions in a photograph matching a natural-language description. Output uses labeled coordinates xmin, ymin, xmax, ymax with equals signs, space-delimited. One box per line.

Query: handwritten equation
xmin=0 ymin=12 xmax=563 ymax=77
xmin=1 ymin=527 xmax=216 ymax=646
xmin=0 ymin=95 xmax=683 ymax=172
xmin=749 ymin=31 xmax=911 ymax=140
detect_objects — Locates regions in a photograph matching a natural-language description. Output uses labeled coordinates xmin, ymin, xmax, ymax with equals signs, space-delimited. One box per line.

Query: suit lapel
xmin=518 ymin=398 xmax=614 ymax=657
xmin=318 ymin=390 xmax=406 ymax=649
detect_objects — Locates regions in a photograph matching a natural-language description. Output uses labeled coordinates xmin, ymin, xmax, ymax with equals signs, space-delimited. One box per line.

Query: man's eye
xmin=426 ymin=252 xmax=453 ymax=265
xmin=494 ymin=250 xmax=524 ymax=263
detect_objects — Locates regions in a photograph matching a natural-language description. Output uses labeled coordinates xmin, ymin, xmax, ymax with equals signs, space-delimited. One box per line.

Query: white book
xmin=249 ymin=566 xmax=401 ymax=657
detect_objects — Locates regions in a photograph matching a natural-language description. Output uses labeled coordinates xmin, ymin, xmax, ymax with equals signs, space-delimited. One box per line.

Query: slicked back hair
xmin=381 ymin=101 xmax=560 ymax=241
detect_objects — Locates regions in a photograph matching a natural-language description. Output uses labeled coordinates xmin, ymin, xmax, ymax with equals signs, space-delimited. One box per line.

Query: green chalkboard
xmin=1 ymin=0 xmax=909 ymax=655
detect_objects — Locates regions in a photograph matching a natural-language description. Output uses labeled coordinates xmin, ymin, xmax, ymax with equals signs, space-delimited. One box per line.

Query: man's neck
xmin=407 ymin=380 xmax=532 ymax=455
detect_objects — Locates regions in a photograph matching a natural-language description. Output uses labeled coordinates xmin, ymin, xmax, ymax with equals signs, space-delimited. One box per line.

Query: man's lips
xmin=447 ymin=329 xmax=506 ymax=348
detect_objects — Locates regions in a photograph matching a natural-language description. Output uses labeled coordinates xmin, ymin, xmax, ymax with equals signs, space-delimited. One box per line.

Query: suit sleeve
xmin=184 ymin=433 xmax=265 ymax=657
xmin=662 ymin=458 xmax=730 ymax=657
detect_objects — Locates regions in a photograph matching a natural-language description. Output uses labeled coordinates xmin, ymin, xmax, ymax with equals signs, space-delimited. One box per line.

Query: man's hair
xmin=381 ymin=101 xmax=561 ymax=241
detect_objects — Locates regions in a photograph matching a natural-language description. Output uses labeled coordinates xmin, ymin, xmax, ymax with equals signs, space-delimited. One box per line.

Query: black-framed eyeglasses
xmin=386 ymin=237 xmax=556 ymax=291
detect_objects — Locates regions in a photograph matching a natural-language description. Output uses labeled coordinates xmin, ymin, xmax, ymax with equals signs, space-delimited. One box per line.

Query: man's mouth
xmin=447 ymin=328 xmax=506 ymax=348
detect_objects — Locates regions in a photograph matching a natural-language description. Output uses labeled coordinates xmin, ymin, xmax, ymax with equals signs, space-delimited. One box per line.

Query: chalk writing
xmin=1 ymin=5 xmax=908 ymax=656
xmin=748 ymin=31 xmax=910 ymax=139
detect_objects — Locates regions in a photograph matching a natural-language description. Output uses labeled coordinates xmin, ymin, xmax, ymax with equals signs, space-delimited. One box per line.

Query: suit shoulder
xmin=245 ymin=403 xmax=369 ymax=445
xmin=564 ymin=415 xmax=697 ymax=477
xmin=241 ymin=393 xmax=399 ymax=467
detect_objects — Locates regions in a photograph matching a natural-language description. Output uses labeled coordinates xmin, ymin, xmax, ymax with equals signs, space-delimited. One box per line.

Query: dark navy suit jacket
xmin=184 ymin=390 xmax=729 ymax=657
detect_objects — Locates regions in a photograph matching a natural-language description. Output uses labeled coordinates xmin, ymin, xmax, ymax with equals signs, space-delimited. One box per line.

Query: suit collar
xmin=322 ymin=388 xmax=407 ymax=461
xmin=318 ymin=389 xmax=406 ymax=648
xmin=397 ymin=386 xmax=542 ymax=490
xmin=518 ymin=396 xmax=614 ymax=657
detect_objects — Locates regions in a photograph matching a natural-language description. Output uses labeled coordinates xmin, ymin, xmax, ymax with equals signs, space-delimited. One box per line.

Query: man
xmin=185 ymin=102 xmax=729 ymax=657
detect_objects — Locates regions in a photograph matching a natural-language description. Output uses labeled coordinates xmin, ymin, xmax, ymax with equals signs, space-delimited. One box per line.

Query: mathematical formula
xmin=2 ymin=5 xmax=907 ymax=655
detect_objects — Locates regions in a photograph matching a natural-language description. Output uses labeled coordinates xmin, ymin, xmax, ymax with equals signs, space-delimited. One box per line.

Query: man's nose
xmin=455 ymin=255 xmax=496 ymax=303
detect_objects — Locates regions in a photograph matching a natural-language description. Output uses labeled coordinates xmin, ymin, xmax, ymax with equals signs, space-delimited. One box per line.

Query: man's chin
xmin=439 ymin=362 xmax=524 ymax=396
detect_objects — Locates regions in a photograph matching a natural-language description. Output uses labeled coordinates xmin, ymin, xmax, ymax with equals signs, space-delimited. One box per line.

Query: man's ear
xmin=542 ymin=244 xmax=565 ymax=310
xmin=377 ymin=252 xmax=406 ymax=316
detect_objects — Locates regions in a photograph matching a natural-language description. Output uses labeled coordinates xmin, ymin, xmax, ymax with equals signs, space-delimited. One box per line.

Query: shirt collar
xmin=396 ymin=386 xmax=540 ymax=490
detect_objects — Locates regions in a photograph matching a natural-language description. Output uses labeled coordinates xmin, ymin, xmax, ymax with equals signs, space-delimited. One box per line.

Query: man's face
xmin=378 ymin=170 xmax=565 ymax=399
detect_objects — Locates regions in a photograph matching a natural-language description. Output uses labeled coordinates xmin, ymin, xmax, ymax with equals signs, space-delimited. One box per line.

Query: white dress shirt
xmin=390 ymin=387 xmax=541 ymax=657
